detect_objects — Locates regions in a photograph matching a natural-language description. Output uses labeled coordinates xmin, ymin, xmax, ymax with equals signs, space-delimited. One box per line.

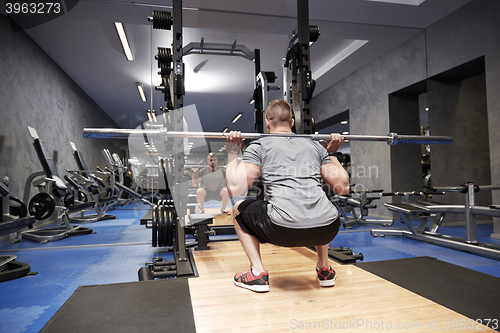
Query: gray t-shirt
xmin=198 ymin=166 xmax=226 ymax=192
xmin=243 ymin=135 xmax=339 ymax=229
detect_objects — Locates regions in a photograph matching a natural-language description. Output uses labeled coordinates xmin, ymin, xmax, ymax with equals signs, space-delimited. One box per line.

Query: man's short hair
xmin=207 ymin=152 xmax=217 ymax=159
xmin=266 ymin=100 xmax=293 ymax=127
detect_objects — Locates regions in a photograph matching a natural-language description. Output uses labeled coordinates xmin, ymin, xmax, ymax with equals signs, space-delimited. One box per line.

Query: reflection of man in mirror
xmin=192 ymin=153 xmax=230 ymax=214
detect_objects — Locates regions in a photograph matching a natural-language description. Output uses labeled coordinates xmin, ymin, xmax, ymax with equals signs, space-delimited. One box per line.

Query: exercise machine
xmin=371 ymin=182 xmax=500 ymax=260
xmin=22 ymin=127 xmax=93 ymax=243
xmin=331 ymin=188 xmax=394 ymax=228
xmin=1 ymin=176 xmax=35 ymax=281
xmin=101 ymin=148 xmax=155 ymax=206
xmin=66 ymin=142 xmax=117 ymax=222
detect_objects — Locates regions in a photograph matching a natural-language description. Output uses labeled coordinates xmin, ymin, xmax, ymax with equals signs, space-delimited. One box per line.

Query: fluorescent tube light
xmin=365 ymin=0 xmax=425 ymax=5
xmin=231 ymin=113 xmax=243 ymax=123
xmin=137 ymin=82 xmax=146 ymax=102
xmin=115 ymin=22 xmax=134 ymax=61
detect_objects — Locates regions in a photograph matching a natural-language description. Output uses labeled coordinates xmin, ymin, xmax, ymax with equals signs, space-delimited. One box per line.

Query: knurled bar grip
xmin=83 ymin=128 xmax=453 ymax=145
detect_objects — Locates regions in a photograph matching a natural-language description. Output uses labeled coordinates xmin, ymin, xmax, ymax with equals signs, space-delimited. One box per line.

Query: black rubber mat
xmin=39 ymin=278 xmax=196 ymax=333
xmin=355 ymin=256 xmax=500 ymax=332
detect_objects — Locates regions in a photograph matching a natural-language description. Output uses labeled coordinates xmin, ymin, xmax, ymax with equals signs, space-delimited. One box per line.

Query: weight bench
xmin=331 ymin=189 xmax=393 ymax=228
xmin=186 ymin=214 xmax=214 ymax=250
xmin=371 ymin=183 xmax=500 ymax=260
xmin=22 ymin=127 xmax=93 ymax=243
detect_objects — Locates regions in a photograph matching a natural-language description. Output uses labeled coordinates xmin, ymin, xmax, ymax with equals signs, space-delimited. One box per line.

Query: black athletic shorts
xmin=204 ymin=187 xmax=224 ymax=201
xmin=235 ymin=199 xmax=340 ymax=247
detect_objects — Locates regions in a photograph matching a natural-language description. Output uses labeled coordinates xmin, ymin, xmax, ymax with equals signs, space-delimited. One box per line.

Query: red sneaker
xmin=233 ymin=267 xmax=269 ymax=292
xmin=316 ymin=266 xmax=336 ymax=287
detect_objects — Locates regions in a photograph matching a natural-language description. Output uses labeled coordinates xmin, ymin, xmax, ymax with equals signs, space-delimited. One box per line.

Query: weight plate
xmin=157 ymin=203 xmax=162 ymax=247
xmin=172 ymin=205 xmax=177 ymax=247
xmin=166 ymin=204 xmax=174 ymax=247
xmin=63 ymin=193 xmax=74 ymax=207
xmin=163 ymin=200 xmax=168 ymax=247
xmin=28 ymin=192 xmax=56 ymax=220
xmin=158 ymin=201 xmax=164 ymax=247
xmin=161 ymin=201 xmax=167 ymax=246
xmin=165 ymin=202 xmax=170 ymax=247
xmin=164 ymin=202 xmax=169 ymax=247
xmin=309 ymin=25 xmax=320 ymax=44
xmin=9 ymin=196 xmax=28 ymax=218
xmin=165 ymin=204 xmax=171 ymax=247
xmin=158 ymin=203 xmax=163 ymax=247
xmin=153 ymin=11 xmax=172 ymax=31
xmin=152 ymin=204 xmax=158 ymax=247
xmin=78 ymin=190 xmax=88 ymax=203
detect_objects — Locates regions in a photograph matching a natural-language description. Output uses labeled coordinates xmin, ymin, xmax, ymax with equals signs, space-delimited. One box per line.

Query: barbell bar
xmin=83 ymin=128 xmax=453 ymax=145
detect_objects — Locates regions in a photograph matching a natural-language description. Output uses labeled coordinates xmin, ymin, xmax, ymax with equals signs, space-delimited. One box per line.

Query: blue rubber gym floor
xmin=1 ymin=201 xmax=500 ymax=333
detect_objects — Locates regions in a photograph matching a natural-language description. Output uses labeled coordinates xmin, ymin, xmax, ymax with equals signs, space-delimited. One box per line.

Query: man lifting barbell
xmin=225 ymin=99 xmax=350 ymax=293
xmin=191 ymin=153 xmax=230 ymax=214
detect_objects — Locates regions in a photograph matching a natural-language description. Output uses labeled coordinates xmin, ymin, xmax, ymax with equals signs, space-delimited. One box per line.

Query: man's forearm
xmin=225 ymin=153 xmax=239 ymax=188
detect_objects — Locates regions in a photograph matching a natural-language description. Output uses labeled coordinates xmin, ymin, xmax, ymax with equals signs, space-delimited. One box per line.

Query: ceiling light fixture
xmin=222 ymin=127 xmax=229 ymax=133
xmin=114 ymin=22 xmax=134 ymax=61
xmin=231 ymin=113 xmax=243 ymax=123
xmin=365 ymin=0 xmax=425 ymax=5
xmin=137 ymin=82 xmax=146 ymax=102
xmin=342 ymin=131 xmax=350 ymax=135
xmin=341 ymin=120 xmax=348 ymax=125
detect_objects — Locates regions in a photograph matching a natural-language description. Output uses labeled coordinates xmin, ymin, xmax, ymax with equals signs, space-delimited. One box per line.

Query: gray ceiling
xmin=8 ymin=0 xmax=472 ymax=155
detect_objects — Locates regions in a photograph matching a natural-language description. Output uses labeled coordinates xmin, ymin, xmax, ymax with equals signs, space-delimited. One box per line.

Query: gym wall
xmin=313 ymin=31 xmax=428 ymax=218
xmin=312 ymin=0 xmax=500 ymax=233
xmin=0 ymin=15 xmax=126 ymax=198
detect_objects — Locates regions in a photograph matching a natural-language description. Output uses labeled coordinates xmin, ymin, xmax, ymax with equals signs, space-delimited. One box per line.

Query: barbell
xmin=83 ymin=128 xmax=453 ymax=146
